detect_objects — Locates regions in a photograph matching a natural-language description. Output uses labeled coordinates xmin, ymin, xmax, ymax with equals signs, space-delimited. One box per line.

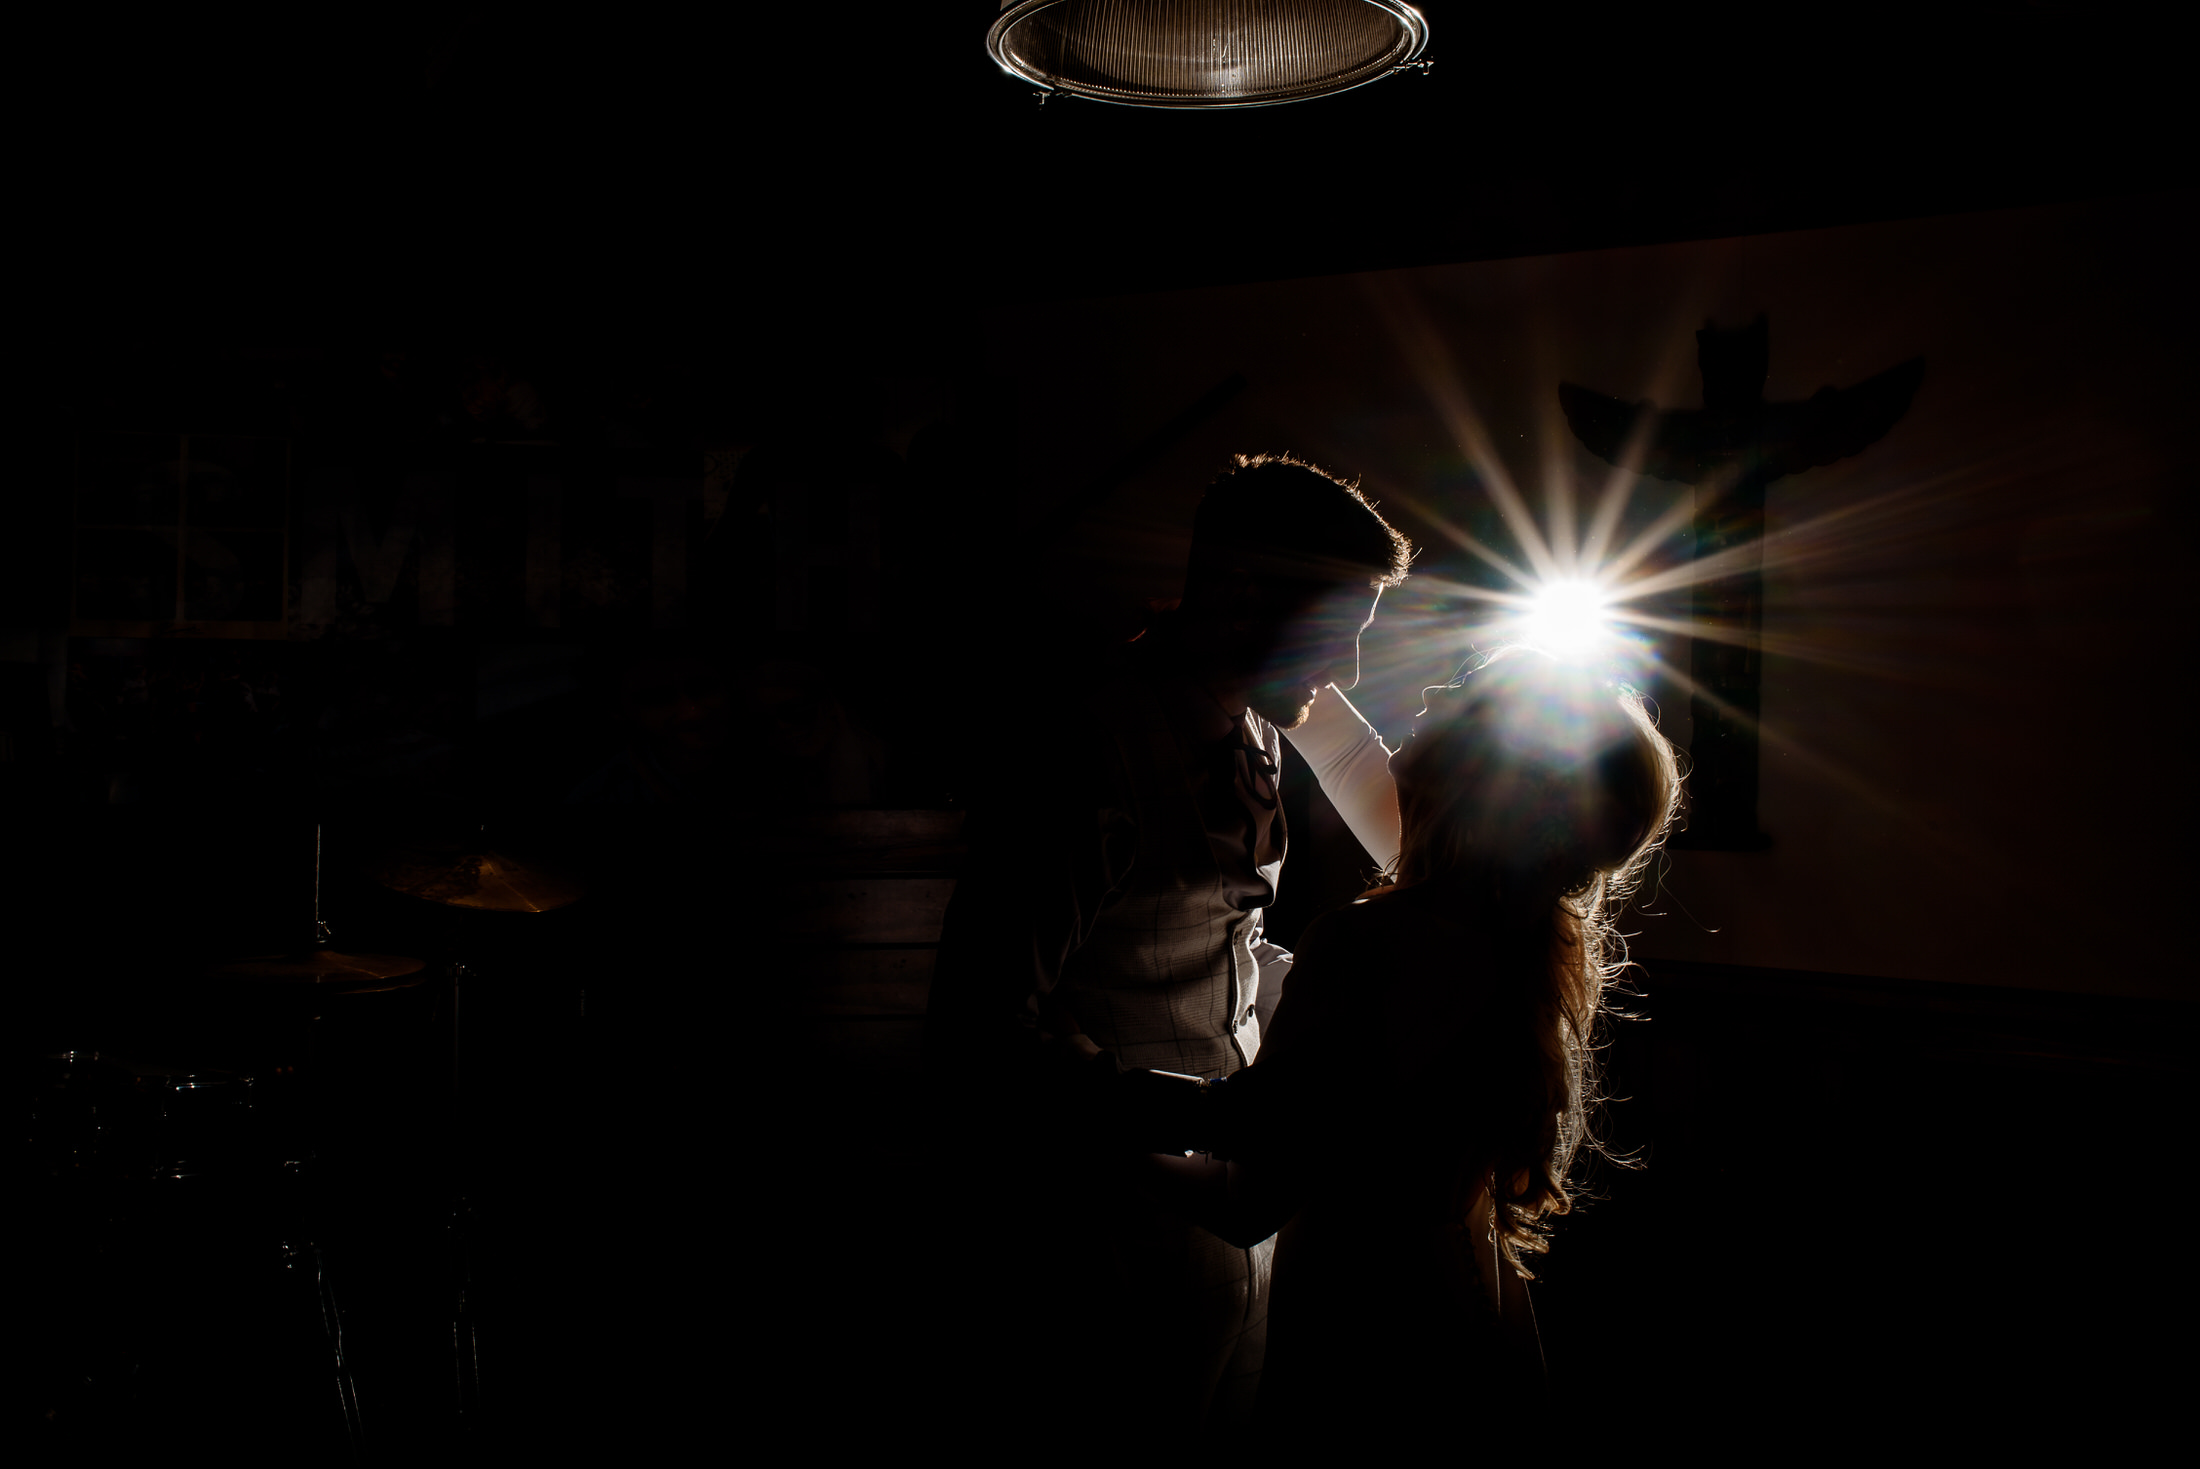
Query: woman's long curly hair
xmin=1385 ymin=646 xmax=1681 ymax=1277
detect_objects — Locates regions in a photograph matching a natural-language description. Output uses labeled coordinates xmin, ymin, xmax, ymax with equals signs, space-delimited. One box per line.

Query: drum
xmin=27 ymin=1048 xmax=361 ymax=1457
xmin=28 ymin=1050 xmax=274 ymax=1181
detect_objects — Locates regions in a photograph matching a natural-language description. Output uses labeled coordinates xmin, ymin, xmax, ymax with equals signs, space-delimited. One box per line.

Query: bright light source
xmin=1522 ymin=579 xmax=1611 ymax=656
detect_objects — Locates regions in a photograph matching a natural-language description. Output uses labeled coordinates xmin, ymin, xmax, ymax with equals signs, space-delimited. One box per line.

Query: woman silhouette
xmin=1125 ymin=644 xmax=1683 ymax=1439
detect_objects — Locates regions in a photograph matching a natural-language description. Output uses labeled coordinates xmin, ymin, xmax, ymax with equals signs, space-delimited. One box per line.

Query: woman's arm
xmin=1281 ymin=684 xmax=1400 ymax=870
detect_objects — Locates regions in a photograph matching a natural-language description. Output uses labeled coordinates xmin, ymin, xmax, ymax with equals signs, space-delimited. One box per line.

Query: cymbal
xmin=206 ymin=949 xmax=429 ymax=991
xmin=361 ymin=844 xmax=584 ymax=913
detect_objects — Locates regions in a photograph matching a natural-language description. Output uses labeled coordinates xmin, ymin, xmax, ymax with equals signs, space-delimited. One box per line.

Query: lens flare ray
xmin=1594 ymin=489 xmax=1699 ymax=587
xmin=1364 ymin=295 xmax=2047 ymax=716
xmin=1636 ymin=646 xmax=2007 ymax=869
xmin=1360 ymin=274 xmax=1564 ymax=584
xmin=1376 ymin=486 xmax=1542 ymax=592
xmin=1578 ymin=447 xmax=1652 ymax=579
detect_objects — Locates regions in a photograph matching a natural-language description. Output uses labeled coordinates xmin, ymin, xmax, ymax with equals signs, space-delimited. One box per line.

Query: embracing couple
xmin=921 ymin=453 xmax=1681 ymax=1446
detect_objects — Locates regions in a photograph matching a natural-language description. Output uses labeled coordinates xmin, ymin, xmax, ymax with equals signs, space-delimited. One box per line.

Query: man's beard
xmin=1248 ymin=684 xmax=1318 ymax=731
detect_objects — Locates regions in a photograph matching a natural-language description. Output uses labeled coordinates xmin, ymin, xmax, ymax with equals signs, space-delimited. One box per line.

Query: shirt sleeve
xmin=1281 ymin=683 xmax=1401 ymax=870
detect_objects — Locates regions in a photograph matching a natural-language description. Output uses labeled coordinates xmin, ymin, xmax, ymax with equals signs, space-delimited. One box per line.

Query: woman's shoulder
xmin=1287 ymin=886 xmax=1493 ymax=1036
xmin=1299 ymin=885 xmax=1475 ymax=954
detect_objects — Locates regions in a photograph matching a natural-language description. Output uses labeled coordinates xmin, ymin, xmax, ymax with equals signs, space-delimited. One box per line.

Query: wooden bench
xmin=767 ymin=810 xmax=964 ymax=1084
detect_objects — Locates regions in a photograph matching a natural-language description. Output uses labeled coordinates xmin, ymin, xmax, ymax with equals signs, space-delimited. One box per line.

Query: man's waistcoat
xmin=1052 ymin=674 xmax=1279 ymax=1078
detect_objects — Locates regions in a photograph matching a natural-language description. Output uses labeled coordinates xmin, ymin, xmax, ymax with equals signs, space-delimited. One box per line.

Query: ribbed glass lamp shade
xmin=987 ymin=0 xmax=1429 ymax=109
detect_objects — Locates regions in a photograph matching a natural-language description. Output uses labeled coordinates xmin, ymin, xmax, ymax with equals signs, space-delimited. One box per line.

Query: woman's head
xmin=1391 ymin=646 xmax=1678 ymax=902
xmin=1386 ymin=646 xmax=1682 ymax=1278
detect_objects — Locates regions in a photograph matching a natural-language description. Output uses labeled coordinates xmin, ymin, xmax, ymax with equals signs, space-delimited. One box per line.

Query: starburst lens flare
xmin=1522 ymin=579 xmax=1613 ymax=656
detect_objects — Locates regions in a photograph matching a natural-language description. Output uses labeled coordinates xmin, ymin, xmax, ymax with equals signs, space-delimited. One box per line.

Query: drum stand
xmin=447 ymin=958 xmax=484 ymax=1429
xmin=282 ymin=1228 xmax=367 ymax=1457
xmin=34 ymin=823 xmax=369 ymax=1459
xmin=350 ymin=815 xmax=586 ymax=1445
xmin=300 ymin=823 xmax=370 ymax=1461
xmin=291 ymin=820 xmax=484 ymax=1451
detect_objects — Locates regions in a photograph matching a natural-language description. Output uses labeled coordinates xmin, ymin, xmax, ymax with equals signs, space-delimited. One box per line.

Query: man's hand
xmin=1038 ymin=1036 xmax=1245 ymax=1157
xmin=1040 ymin=1027 xmax=1105 ymax=1062
xmin=1112 ymin=1068 xmax=1222 ymax=1156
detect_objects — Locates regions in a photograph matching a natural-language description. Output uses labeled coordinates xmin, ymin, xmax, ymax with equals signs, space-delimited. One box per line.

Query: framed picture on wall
xmin=73 ymin=435 xmax=291 ymax=639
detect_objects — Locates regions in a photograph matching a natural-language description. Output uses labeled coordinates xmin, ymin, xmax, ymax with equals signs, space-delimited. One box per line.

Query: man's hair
xmin=1188 ymin=452 xmax=1413 ymax=593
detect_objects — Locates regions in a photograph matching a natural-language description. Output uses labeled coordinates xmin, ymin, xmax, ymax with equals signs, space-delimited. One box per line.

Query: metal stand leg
xmin=448 ymin=960 xmax=484 ymax=1429
xmin=282 ymin=1229 xmax=367 ymax=1461
xmin=452 ymin=1198 xmax=483 ymax=1421
xmin=276 ymin=1125 xmax=367 ymax=1461
xmin=315 ymin=1243 xmax=367 ymax=1455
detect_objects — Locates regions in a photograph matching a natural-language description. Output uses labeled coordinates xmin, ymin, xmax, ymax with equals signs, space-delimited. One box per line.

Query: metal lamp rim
xmin=986 ymin=0 xmax=1431 ymax=111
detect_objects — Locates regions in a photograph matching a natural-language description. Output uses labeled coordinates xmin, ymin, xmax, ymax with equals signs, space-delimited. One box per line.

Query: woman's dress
xmin=1239 ymin=890 xmax=1548 ymax=1440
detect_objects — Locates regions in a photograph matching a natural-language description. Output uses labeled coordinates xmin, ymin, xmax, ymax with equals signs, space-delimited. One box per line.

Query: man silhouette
xmin=922 ymin=452 xmax=1414 ymax=1439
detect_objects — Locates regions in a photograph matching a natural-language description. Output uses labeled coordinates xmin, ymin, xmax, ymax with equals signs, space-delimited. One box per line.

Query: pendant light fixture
xmin=987 ymin=0 xmax=1430 ymax=109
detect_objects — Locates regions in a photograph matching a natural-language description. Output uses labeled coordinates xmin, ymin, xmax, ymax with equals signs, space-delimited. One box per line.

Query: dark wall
xmin=9 ymin=191 xmax=2193 ymax=1008
xmin=986 ymin=193 xmax=2199 ymax=1001
xmin=15 ymin=13 xmax=2194 ymax=1456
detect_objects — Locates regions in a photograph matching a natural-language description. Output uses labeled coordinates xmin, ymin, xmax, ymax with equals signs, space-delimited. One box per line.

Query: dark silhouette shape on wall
xmin=1560 ymin=317 xmax=1923 ymax=848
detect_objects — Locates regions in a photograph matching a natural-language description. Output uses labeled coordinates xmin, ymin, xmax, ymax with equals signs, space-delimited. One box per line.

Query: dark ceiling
xmin=33 ymin=2 xmax=2188 ymax=360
